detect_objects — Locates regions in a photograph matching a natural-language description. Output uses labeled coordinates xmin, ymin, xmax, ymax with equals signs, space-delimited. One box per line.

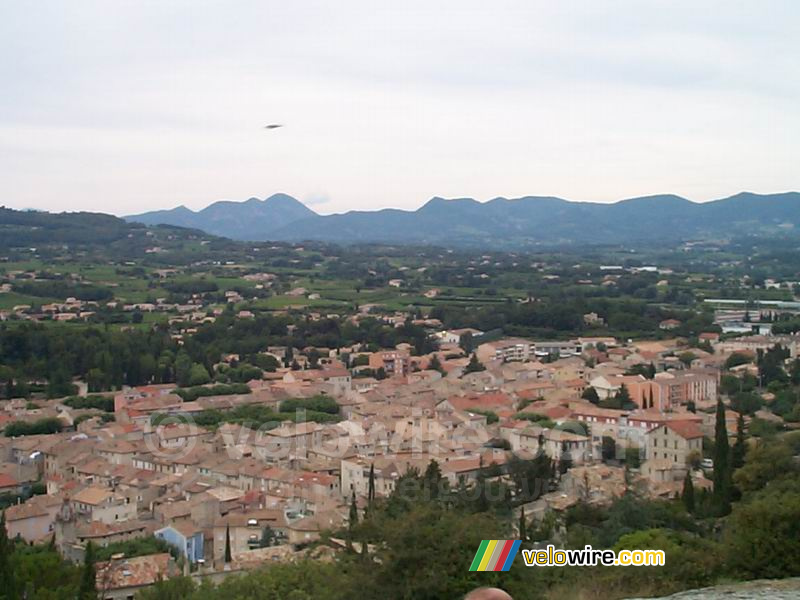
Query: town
xmin=1 ymin=213 xmax=800 ymax=597
xmin=1 ymin=293 xmax=798 ymax=597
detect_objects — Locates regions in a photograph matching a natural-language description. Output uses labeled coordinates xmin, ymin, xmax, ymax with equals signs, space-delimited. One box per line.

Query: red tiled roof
xmin=664 ymin=420 xmax=704 ymax=440
xmin=0 ymin=473 xmax=19 ymax=489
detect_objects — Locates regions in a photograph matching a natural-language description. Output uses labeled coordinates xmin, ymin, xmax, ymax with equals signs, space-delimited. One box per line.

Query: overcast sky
xmin=1 ymin=1 xmax=798 ymax=216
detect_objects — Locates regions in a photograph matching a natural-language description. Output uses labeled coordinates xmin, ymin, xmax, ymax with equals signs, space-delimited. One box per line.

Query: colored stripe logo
xmin=470 ymin=540 xmax=521 ymax=571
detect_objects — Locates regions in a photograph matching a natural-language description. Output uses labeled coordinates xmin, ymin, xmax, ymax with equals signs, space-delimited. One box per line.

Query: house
xmin=340 ymin=456 xmax=428 ymax=498
xmin=440 ymin=456 xmax=487 ymax=487
xmin=588 ymin=375 xmax=644 ymax=401
xmin=96 ymin=440 xmax=139 ymax=466
xmin=0 ymin=473 xmax=23 ymax=496
xmin=699 ymin=332 xmax=720 ymax=343
xmin=626 ymin=370 xmax=718 ymax=411
xmin=281 ymin=367 xmax=352 ymax=394
xmin=286 ymin=510 xmax=342 ymax=546
xmin=254 ymin=422 xmax=324 ymax=461
xmin=583 ymin=312 xmax=605 ymax=326
xmin=71 ymin=486 xmax=138 ymax=525
xmin=659 ymin=319 xmax=682 ymax=331
xmin=645 ymin=421 xmax=703 ymax=470
xmin=368 ymin=350 xmax=411 ymax=377
xmin=95 ymin=553 xmax=178 ymax=600
xmin=476 ymin=339 xmax=533 ymax=363
xmin=155 ymin=522 xmax=204 ymax=564
xmin=5 ymin=494 xmax=63 ymax=543
xmin=212 ymin=509 xmax=286 ymax=563
xmin=435 ymin=328 xmax=483 ymax=345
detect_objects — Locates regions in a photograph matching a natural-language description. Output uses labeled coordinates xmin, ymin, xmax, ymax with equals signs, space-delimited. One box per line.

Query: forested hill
xmin=0 ymin=207 xmax=142 ymax=247
xmin=126 ymin=191 xmax=800 ymax=247
xmin=0 ymin=207 xmax=219 ymax=256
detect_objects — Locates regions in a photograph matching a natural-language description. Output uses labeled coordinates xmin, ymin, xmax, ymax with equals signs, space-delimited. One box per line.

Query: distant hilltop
xmin=125 ymin=190 xmax=800 ymax=248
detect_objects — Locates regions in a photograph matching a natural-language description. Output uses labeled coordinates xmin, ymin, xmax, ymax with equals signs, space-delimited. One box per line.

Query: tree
xmin=47 ymin=368 xmax=75 ymax=398
xmin=712 ymin=399 xmax=732 ymax=516
xmin=558 ymin=448 xmax=573 ymax=475
xmin=725 ymin=352 xmax=752 ymax=370
xmin=601 ymin=436 xmax=617 ymax=461
xmin=733 ymin=442 xmax=796 ymax=493
xmin=346 ymin=492 xmax=359 ymax=551
xmin=459 ymin=331 xmax=474 ymax=354
xmin=0 ymin=511 xmax=16 ymax=600
xmin=367 ymin=464 xmax=376 ymax=514
xmin=86 ymin=367 xmax=108 ymax=393
xmin=136 ymin=577 xmax=196 ymax=600
xmin=732 ymin=412 xmax=746 ymax=469
xmin=422 ymin=459 xmax=444 ymax=501
xmin=224 ymin=524 xmax=232 ymax=564
xmin=283 ymin=346 xmax=294 ymax=368
xmin=681 ymin=471 xmax=695 ymax=513
xmin=349 ymin=492 xmax=359 ymax=528
xmin=307 ymin=348 xmax=320 ymax=369
xmin=188 ymin=363 xmax=211 ymax=386
xmin=259 ymin=526 xmax=276 ymax=548
xmin=506 ymin=454 xmax=553 ymax=502
xmin=175 ymin=351 xmax=192 ymax=387
xmin=615 ymin=384 xmax=631 ymax=405
xmin=730 ymin=391 xmax=761 ymax=415
xmin=428 ymin=354 xmax=444 ymax=374
xmin=519 ymin=506 xmax=527 ymax=542
xmin=581 ymin=386 xmax=599 ymax=404
xmin=791 ymin=358 xmax=800 ymax=385
xmin=464 ymin=353 xmax=485 ymax=374
xmin=724 ymin=486 xmax=800 ymax=580
xmin=625 ymin=446 xmax=641 ymax=470
xmin=78 ymin=541 xmax=97 ymax=600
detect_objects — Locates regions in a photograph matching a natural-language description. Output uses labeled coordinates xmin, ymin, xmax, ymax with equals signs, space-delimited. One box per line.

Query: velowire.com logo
xmin=469 ymin=540 xmax=522 ymax=572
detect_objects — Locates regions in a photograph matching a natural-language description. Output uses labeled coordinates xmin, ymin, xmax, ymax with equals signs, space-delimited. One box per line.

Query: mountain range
xmin=125 ymin=191 xmax=800 ymax=247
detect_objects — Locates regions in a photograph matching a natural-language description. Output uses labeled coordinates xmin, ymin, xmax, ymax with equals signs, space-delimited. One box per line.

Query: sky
xmin=1 ymin=1 xmax=799 ymax=216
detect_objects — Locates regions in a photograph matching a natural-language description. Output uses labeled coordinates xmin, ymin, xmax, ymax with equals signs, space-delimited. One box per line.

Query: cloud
xmin=303 ymin=194 xmax=332 ymax=208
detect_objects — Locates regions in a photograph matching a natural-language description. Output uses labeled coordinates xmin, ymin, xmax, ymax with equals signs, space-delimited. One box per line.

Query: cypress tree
xmin=367 ymin=464 xmax=376 ymax=512
xmin=423 ymin=459 xmax=443 ymax=501
xmin=347 ymin=491 xmax=358 ymax=551
xmin=78 ymin=541 xmax=97 ymax=600
xmin=712 ymin=399 xmax=731 ymax=515
xmin=681 ymin=471 xmax=695 ymax=513
xmin=518 ymin=506 xmax=527 ymax=542
xmin=0 ymin=511 xmax=16 ymax=600
xmin=465 ymin=353 xmax=485 ymax=374
xmin=224 ymin=524 xmax=232 ymax=563
xmin=349 ymin=491 xmax=359 ymax=528
xmin=475 ymin=456 xmax=490 ymax=512
xmin=732 ymin=412 xmax=746 ymax=469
